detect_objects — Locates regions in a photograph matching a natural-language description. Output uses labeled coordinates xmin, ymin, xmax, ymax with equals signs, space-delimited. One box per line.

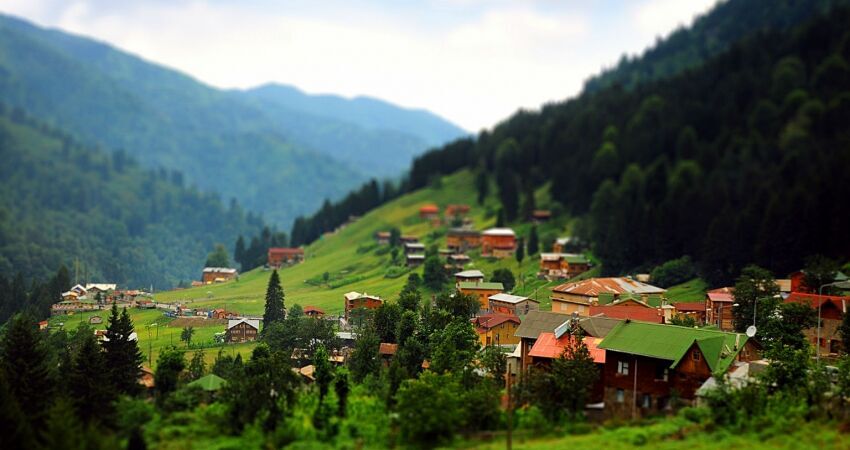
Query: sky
xmin=1 ymin=0 xmax=718 ymax=132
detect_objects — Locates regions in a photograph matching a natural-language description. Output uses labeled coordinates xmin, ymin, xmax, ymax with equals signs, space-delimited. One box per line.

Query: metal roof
xmin=489 ymin=293 xmax=534 ymax=304
xmin=553 ymin=277 xmax=665 ymax=296
xmin=455 ymin=270 xmax=484 ymax=278
xmin=514 ymin=310 xmax=570 ymax=339
xmin=482 ymin=228 xmax=516 ymax=237
xmin=459 ymin=281 xmax=504 ymax=290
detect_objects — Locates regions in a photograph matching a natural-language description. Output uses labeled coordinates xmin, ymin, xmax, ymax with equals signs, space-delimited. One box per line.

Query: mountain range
xmin=0 ymin=14 xmax=466 ymax=226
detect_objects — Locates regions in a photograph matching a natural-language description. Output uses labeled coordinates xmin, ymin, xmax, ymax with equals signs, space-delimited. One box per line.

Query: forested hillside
xmin=0 ymin=15 xmax=465 ymax=226
xmin=583 ymin=0 xmax=849 ymax=92
xmin=0 ymin=106 xmax=264 ymax=288
xmin=296 ymin=1 xmax=850 ymax=285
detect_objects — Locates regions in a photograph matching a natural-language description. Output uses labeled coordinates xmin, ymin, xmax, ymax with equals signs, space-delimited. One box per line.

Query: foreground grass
xmin=458 ymin=421 xmax=848 ymax=450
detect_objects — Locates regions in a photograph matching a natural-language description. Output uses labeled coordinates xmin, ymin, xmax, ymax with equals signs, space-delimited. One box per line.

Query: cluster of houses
xmin=51 ymin=283 xmax=155 ymax=315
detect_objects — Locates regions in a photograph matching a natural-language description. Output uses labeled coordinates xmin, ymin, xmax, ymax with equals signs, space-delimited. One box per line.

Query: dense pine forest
xmin=0 ymin=106 xmax=264 ymax=288
xmin=293 ymin=2 xmax=850 ymax=284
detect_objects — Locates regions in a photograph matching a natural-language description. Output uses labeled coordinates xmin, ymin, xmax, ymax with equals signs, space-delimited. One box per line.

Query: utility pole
xmin=506 ymin=369 xmax=512 ymax=450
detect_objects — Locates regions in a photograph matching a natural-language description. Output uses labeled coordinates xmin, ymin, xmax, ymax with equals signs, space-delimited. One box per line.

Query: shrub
xmin=650 ymin=256 xmax=696 ymax=288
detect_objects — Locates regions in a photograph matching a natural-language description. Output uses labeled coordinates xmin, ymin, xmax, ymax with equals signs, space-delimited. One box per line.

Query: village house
xmin=399 ymin=235 xmax=419 ymax=245
xmin=527 ymin=330 xmax=607 ymax=403
xmin=552 ymin=236 xmax=585 ymax=254
xmin=343 ymin=292 xmax=383 ymax=320
xmin=785 ymin=292 xmax=848 ymax=355
xmin=445 ymin=204 xmax=471 ymax=218
xmin=598 ymin=321 xmax=759 ymax=419
xmin=673 ymin=302 xmax=707 ymax=325
xmin=488 ymin=293 xmax=540 ymax=316
xmin=89 ymin=315 xmax=103 ymax=325
xmin=406 ymin=254 xmax=425 ymax=268
xmin=789 ymin=270 xmax=849 ymax=293
xmin=531 ymin=209 xmax=551 ymax=223
xmin=458 ymin=281 xmax=504 ymax=311
xmin=38 ymin=320 xmax=49 ymax=330
xmin=446 ymin=228 xmax=481 ymax=251
xmin=225 ymin=318 xmax=260 ymax=343
xmin=210 ymin=309 xmax=239 ymax=320
xmin=472 ymin=313 xmax=521 ymax=346
xmin=481 ymin=228 xmax=517 ymax=258
xmin=403 ymin=242 xmax=426 ymax=255
xmin=513 ymin=310 xmax=572 ymax=374
xmin=446 ymin=254 xmax=471 ymax=270
xmin=303 ymin=306 xmax=326 ymax=319
xmin=70 ymin=284 xmax=88 ymax=297
xmin=539 ymin=253 xmax=591 ymax=279
xmin=455 ymin=269 xmax=485 ymax=286
xmin=51 ymin=297 xmax=97 ymax=315
xmin=202 ymin=267 xmax=238 ymax=284
xmin=379 ymin=343 xmax=398 ymax=367
xmin=419 ymin=204 xmax=439 ymax=220
xmin=550 ymin=278 xmax=665 ymax=316
xmin=268 ymin=247 xmax=305 ymax=267
xmin=375 ymin=231 xmax=391 ymax=245
xmin=705 ymin=287 xmax=735 ymax=330
xmin=588 ymin=305 xmax=664 ymax=323
xmin=85 ymin=283 xmax=116 ymax=298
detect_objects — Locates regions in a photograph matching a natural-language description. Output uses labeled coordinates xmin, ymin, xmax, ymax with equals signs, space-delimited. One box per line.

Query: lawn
xmin=666 ymin=278 xmax=709 ymax=303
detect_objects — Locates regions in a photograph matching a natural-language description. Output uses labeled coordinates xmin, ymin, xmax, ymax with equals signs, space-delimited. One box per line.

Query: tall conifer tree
xmin=103 ymin=303 xmax=144 ymax=395
xmin=0 ymin=314 xmax=54 ymax=436
xmin=262 ymin=270 xmax=286 ymax=335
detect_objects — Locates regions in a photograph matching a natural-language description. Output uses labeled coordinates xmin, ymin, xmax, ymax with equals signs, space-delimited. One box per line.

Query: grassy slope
xmin=666 ymin=278 xmax=709 ymax=303
xmin=55 ymin=170 xmax=576 ymax=366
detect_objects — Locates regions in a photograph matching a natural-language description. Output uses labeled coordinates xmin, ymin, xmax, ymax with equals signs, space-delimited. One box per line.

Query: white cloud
xmin=0 ymin=0 xmax=720 ymax=131
xmin=633 ymin=0 xmax=717 ymax=38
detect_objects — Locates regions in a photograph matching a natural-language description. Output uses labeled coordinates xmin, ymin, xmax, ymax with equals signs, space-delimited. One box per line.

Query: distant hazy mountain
xmin=0 ymin=14 xmax=465 ymax=226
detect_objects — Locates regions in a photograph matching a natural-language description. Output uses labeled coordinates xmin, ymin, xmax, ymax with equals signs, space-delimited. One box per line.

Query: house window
xmin=616 ymin=389 xmax=625 ymax=403
xmin=617 ymin=360 xmax=630 ymax=375
xmin=641 ymin=394 xmax=651 ymax=408
xmin=654 ymin=365 xmax=668 ymax=381
xmin=560 ymin=302 xmax=568 ymax=311
xmin=692 ymin=351 xmax=701 ymax=361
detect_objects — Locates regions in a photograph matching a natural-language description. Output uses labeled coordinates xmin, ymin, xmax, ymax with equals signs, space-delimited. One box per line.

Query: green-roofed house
xmin=597 ymin=321 xmax=760 ymax=419
xmin=539 ymin=253 xmax=591 ymax=280
xmin=458 ymin=281 xmax=504 ymax=311
xmin=187 ymin=373 xmax=227 ymax=392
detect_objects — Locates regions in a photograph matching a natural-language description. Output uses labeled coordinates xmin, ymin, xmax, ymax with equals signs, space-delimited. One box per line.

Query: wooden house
xmin=550 ymin=278 xmax=665 ymax=316
xmin=202 ymin=267 xmax=238 ymax=284
xmin=488 ymin=293 xmax=539 ymax=316
xmin=344 ymin=292 xmax=383 ymax=320
xmin=446 ymin=254 xmax=470 ymax=270
xmin=513 ymin=310 xmax=572 ymax=374
xmin=785 ymin=292 xmax=848 ymax=355
xmin=403 ymin=242 xmax=426 ymax=255
xmin=399 ymin=235 xmax=419 ymax=244
xmin=445 ymin=204 xmax=471 ymax=218
xmin=481 ymin=228 xmax=517 ymax=258
xmin=705 ymin=287 xmax=735 ymax=330
xmin=458 ymin=281 xmax=504 ymax=311
xmin=38 ymin=320 xmax=49 ymax=330
xmin=472 ymin=313 xmax=521 ymax=346
xmin=379 ymin=343 xmax=398 ymax=367
xmin=672 ymin=302 xmax=707 ymax=325
xmin=419 ymin=204 xmax=439 ymax=220
xmin=539 ymin=253 xmax=591 ymax=279
xmin=587 ymin=305 xmax=664 ymax=323
xmin=268 ymin=248 xmax=304 ymax=267
xmin=225 ymin=318 xmax=260 ymax=343
xmin=531 ymin=210 xmax=551 ymax=223
xmin=406 ymin=254 xmax=425 ymax=267
xmin=528 ymin=332 xmax=606 ymax=402
xmin=303 ymin=306 xmax=326 ymax=319
xmin=375 ymin=231 xmax=391 ymax=245
xmin=598 ymin=321 xmax=759 ymax=419
xmin=210 ymin=309 xmax=239 ymax=320
xmin=446 ymin=228 xmax=481 ymax=251
xmin=455 ymin=270 xmax=485 ymax=286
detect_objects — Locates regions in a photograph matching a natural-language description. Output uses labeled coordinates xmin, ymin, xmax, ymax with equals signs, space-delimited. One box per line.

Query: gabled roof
xmin=598 ymin=321 xmax=748 ymax=373
xmin=344 ymin=292 xmax=382 ymax=302
xmin=268 ymin=247 xmax=304 ymax=255
xmin=514 ymin=310 xmax=569 ymax=339
xmin=482 ymin=228 xmax=516 ymax=237
xmin=303 ymin=306 xmax=325 ymax=314
xmin=227 ymin=318 xmax=260 ymax=330
xmin=203 ymin=267 xmax=237 ymax=274
xmin=528 ymin=332 xmax=605 ymax=363
xmin=706 ymin=287 xmax=734 ymax=302
xmin=419 ymin=204 xmax=439 ymax=213
xmin=187 ymin=373 xmax=227 ymax=391
xmin=578 ymin=316 xmax=621 ymax=338
xmin=459 ymin=281 xmax=504 ymax=291
xmin=85 ymin=283 xmax=116 ymax=291
xmin=553 ymin=277 xmax=665 ymax=296
xmin=404 ymin=242 xmax=426 ymax=249
xmin=489 ymin=293 xmax=536 ymax=304
xmin=455 ymin=270 xmax=484 ymax=278
xmin=473 ymin=313 xmax=521 ymax=330
xmin=785 ymin=292 xmax=848 ymax=310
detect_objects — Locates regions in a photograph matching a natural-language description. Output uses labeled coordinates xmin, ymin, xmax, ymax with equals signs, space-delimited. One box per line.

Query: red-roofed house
xmin=419 ymin=204 xmax=439 ymax=219
xmin=303 ymin=306 xmax=325 ymax=319
xmin=588 ymin=305 xmax=664 ymax=323
xmin=673 ymin=302 xmax=707 ymax=325
xmin=785 ymin=292 xmax=848 ymax=355
xmin=268 ymin=248 xmax=305 ymax=268
xmin=528 ymin=332 xmax=606 ymax=402
xmin=379 ymin=343 xmax=398 ymax=366
xmin=705 ymin=287 xmax=735 ymax=330
xmin=472 ymin=313 xmax=521 ymax=346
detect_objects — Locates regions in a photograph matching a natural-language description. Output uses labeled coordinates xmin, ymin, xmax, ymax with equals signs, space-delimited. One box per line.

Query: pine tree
xmin=187 ymin=350 xmax=206 ymax=381
xmin=69 ymin=330 xmax=115 ymax=423
xmin=313 ymin=345 xmax=333 ymax=402
xmin=516 ymin=237 xmax=525 ymax=265
xmin=334 ymin=368 xmax=350 ymax=417
xmin=528 ymin=225 xmax=539 ymax=255
xmin=103 ymin=304 xmax=144 ymax=395
xmin=262 ymin=270 xmax=286 ymax=335
xmin=234 ymin=235 xmax=246 ymax=270
xmin=0 ymin=314 xmax=55 ymax=435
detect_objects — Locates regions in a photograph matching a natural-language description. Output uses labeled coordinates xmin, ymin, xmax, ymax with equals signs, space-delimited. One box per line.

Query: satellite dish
xmin=746 ymin=325 xmax=757 ymax=338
